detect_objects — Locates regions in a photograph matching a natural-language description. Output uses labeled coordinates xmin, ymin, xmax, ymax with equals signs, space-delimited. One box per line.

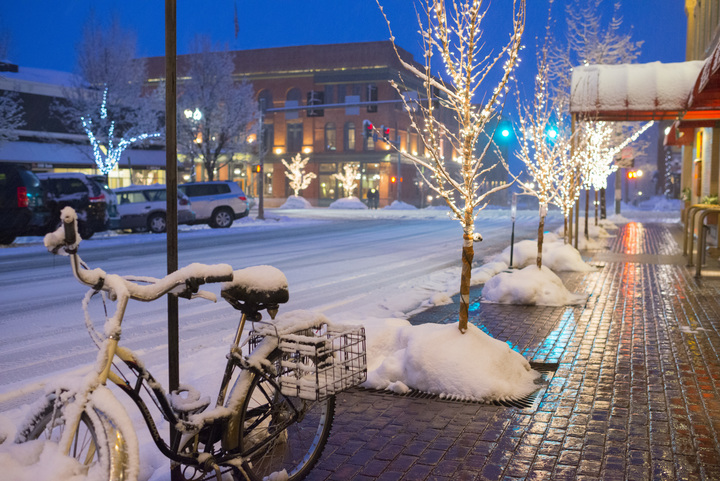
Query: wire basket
xmin=249 ymin=323 xmax=367 ymax=401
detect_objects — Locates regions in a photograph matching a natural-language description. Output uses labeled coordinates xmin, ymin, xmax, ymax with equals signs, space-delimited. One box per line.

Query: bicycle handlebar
xmin=47 ymin=207 xmax=234 ymax=304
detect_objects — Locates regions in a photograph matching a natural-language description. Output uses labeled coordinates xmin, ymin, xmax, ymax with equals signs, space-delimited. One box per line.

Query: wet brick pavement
xmin=306 ymin=221 xmax=720 ymax=480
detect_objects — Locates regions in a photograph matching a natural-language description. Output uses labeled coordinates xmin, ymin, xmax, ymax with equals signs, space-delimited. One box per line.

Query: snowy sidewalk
xmin=307 ymin=221 xmax=720 ymax=480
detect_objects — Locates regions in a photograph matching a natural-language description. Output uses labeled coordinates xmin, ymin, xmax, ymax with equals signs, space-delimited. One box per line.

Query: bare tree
xmin=379 ymin=0 xmax=526 ymax=333
xmin=282 ymin=153 xmax=316 ymax=197
xmin=177 ymin=36 xmax=258 ymax=182
xmin=52 ymin=13 xmax=162 ymax=171
xmin=0 ymin=91 xmax=24 ymax=145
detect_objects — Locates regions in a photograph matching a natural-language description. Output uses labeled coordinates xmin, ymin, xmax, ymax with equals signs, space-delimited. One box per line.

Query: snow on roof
xmin=570 ymin=61 xmax=705 ymax=117
xmin=0 ymin=64 xmax=84 ymax=97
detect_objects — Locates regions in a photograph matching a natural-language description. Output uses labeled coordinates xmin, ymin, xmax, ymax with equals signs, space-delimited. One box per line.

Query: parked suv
xmin=0 ymin=164 xmax=50 ymax=245
xmin=178 ymin=181 xmax=249 ymax=228
xmin=37 ymin=172 xmax=111 ymax=239
xmin=114 ymin=185 xmax=195 ymax=233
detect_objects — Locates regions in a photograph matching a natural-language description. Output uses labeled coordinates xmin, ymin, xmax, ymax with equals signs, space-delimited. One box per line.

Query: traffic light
xmin=306 ymin=90 xmax=324 ymax=117
xmin=381 ymin=125 xmax=390 ymax=141
xmin=363 ymin=120 xmax=373 ymax=139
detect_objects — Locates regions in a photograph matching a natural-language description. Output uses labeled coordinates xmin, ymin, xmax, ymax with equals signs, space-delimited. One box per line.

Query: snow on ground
xmin=0 ymin=201 xmax=681 ymax=480
xmin=277 ymin=195 xmax=313 ymax=209
xmin=328 ymin=196 xmax=367 ymax=209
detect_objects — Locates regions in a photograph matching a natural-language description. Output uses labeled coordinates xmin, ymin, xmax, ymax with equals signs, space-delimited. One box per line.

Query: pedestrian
xmin=367 ymin=188 xmax=379 ymax=209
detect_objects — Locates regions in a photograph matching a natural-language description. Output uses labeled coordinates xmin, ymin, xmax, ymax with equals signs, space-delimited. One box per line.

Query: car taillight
xmin=179 ymin=197 xmax=189 ymax=206
xmin=17 ymin=187 xmax=28 ymax=208
xmin=89 ymin=194 xmax=106 ymax=203
xmin=238 ymin=195 xmax=247 ymax=201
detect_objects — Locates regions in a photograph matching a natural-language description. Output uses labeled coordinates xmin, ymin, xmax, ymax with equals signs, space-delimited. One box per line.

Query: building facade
xmin=145 ymin=41 xmax=458 ymax=207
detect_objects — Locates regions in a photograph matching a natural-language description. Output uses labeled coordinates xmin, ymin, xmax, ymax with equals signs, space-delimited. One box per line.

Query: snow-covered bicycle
xmin=13 ymin=207 xmax=366 ymax=480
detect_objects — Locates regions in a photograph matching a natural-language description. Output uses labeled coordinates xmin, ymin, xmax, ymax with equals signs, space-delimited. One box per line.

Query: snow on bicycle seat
xmin=221 ymin=265 xmax=289 ymax=311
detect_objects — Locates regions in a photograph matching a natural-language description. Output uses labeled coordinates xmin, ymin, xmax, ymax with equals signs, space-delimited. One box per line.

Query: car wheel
xmin=211 ymin=208 xmax=234 ymax=228
xmin=148 ymin=213 xmax=167 ymax=233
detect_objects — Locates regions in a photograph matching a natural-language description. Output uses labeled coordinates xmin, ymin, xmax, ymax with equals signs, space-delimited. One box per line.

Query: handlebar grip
xmin=63 ymin=217 xmax=77 ymax=246
xmin=204 ymin=274 xmax=234 ymax=283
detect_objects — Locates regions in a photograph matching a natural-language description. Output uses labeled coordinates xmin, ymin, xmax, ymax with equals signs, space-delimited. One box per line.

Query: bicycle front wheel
xmin=16 ymin=391 xmax=130 ymax=479
xmin=233 ymin=365 xmax=335 ymax=481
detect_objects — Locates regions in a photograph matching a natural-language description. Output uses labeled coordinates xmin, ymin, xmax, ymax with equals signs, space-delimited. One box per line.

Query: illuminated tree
xmin=515 ymin=16 xmax=572 ymax=268
xmin=52 ymin=13 xmax=162 ymax=172
xmin=282 ymin=153 xmax=316 ymax=197
xmin=332 ymin=163 xmax=360 ymax=198
xmin=81 ymin=87 xmax=161 ymax=174
xmin=379 ymin=0 xmax=526 ymax=332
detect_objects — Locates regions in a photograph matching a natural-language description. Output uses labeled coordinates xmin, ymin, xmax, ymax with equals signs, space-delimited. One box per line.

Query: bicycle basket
xmin=249 ymin=323 xmax=367 ymax=401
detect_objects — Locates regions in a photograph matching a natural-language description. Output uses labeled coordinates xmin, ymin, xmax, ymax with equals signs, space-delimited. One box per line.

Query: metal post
xmin=257 ymin=110 xmax=265 ymax=220
xmin=615 ymin=171 xmax=622 ymax=215
xmin=396 ymin=136 xmax=402 ymax=202
xmin=509 ymin=193 xmax=517 ymax=268
xmin=164 ymin=1 xmax=181 ymax=479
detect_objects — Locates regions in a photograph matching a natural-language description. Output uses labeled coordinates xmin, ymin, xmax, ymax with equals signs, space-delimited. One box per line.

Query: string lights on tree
xmin=378 ymin=0 xmax=526 ymax=333
xmin=81 ymin=86 xmax=160 ymax=175
xmin=281 ymin=153 xmax=316 ymax=197
xmin=332 ymin=163 xmax=360 ymax=198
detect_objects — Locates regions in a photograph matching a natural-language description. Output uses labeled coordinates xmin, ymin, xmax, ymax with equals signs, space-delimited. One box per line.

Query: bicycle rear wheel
xmin=233 ymin=358 xmax=335 ymax=481
xmin=16 ymin=391 xmax=130 ymax=479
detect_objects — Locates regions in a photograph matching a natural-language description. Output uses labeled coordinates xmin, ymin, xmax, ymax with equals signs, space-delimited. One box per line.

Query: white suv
xmin=178 ymin=181 xmax=250 ymax=228
xmin=114 ymin=185 xmax=195 ymax=233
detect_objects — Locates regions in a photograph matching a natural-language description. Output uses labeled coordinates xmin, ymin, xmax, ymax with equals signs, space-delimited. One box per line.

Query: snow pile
xmin=361 ymin=318 xmax=541 ymax=401
xmin=491 ymin=237 xmax=595 ymax=272
xmin=482 ymin=265 xmax=588 ymax=306
xmin=278 ymin=195 xmax=313 ymax=209
xmin=384 ymin=201 xmax=417 ymax=210
xmin=328 ymin=197 xmax=368 ymax=209
xmin=628 ymin=195 xmax=684 ymax=212
xmin=0 ymin=440 xmax=107 ymax=481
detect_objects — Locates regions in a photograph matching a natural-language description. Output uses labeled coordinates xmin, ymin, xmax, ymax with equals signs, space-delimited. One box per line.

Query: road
xmin=0 ymin=211 xmax=553 ymax=412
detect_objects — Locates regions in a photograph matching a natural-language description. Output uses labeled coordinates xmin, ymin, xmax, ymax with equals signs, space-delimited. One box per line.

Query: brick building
xmin=146 ymin=41 xmax=456 ymax=207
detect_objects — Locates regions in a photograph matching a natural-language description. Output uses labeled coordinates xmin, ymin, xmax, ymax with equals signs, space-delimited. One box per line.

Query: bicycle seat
xmin=221 ymin=265 xmax=289 ymax=314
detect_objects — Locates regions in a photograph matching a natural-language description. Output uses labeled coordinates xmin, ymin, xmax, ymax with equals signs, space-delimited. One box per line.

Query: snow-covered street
xmin=0 ymin=206 xmax=557 ymax=412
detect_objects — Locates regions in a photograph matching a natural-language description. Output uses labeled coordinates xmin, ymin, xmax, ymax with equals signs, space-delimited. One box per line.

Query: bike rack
xmin=683 ymin=203 xmax=720 ymax=277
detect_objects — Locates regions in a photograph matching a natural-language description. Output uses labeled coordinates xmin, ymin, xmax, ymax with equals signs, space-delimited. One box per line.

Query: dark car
xmin=37 ymin=172 xmax=111 ymax=239
xmin=0 ymin=164 xmax=50 ymax=245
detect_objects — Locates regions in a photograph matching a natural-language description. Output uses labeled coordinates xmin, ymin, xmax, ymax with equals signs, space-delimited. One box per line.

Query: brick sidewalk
xmin=306 ymin=221 xmax=720 ymax=481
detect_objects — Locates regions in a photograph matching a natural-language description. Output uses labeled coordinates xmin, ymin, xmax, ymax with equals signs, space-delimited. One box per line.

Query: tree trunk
xmin=600 ymin=188 xmax=607 ymax=219
xmin=537 ymin=215 xmax=545 ymax=269
xmin=584 ymin=189 xmax=589 ymax=239
xmin=594 ymin=190 xmax=599 ymax=226
xmin=458 ymin=233 xmax=474 ymax=334
xmin=564 ymin=215 xmax=568 ymax=243
xmin=568 ymin=206 xmax=573 ymax=245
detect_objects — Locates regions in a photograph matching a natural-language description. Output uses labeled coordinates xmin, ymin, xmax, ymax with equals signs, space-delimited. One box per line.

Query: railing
xmin=683 ymin=203 xmax=720 ymax=277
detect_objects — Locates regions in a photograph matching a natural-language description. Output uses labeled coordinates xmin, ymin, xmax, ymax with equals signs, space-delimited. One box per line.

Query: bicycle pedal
xmin=169 ymin=384 xmax=211 ymax=418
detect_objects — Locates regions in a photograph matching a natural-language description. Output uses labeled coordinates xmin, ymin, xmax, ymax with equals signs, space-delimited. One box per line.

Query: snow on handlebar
xmin=43 ymin=207 xmax=235 ymax=302
xmin=44 ymin=206 xmax=80 ymax=255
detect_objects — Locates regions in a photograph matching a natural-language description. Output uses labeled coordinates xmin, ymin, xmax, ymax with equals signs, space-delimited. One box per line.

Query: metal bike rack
xmin=683 ymin=203 xmax=720 ymax=277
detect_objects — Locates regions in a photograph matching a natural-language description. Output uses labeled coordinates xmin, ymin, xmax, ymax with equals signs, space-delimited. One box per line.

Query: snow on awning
xmin=570 ymin=61 xmax=704 ymax=121
xmin=0 ymin=141 xmax=166 ymax=169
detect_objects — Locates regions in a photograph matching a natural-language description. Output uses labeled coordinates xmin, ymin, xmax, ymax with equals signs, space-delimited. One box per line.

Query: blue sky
xmin=3 ymin=0 xmax=687 ymax=77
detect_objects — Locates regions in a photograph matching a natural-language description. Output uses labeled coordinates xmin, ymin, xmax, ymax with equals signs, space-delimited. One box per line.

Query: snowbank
xmin=361 ymin=318 xmax=541 ymax=401
xmin=278 ymin=195 xmax=313 ymax=209
xmin=384 ymin=201 xmax=418 ymax=210
xmin=490 ymin=238 xmax=595 ymax=272
xmin=482 ymin=265 xmax=588 ymax=306
xmin=328 ymin=196 xmax=368 ymax=209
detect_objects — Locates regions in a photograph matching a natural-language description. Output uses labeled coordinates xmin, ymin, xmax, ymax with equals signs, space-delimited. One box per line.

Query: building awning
xmin=570 ymin=60 xmax=704 ymax=121
xmin=0 ymin=141 xmax=167 ymax=170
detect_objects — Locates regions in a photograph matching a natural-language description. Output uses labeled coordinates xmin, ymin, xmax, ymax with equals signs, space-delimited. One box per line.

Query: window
xmin=324 ymin=85 xmax=334 ymax=104
xmin=344 ymin=122 xmax=355 ymax=151
xmin=286 ymin=87 xmax=302 ymax=102
xmin=325 ymin=123 xmax=337 ymax=151
xmin=337 ymin=85 xmax=346 ymax=104
xmin=262 ymin=123 xmax=274 ymax=154
xmin=258 ymin=89 xmax=273 ymax=112
xmin=287 ymin=123 xmax=303 ymax=153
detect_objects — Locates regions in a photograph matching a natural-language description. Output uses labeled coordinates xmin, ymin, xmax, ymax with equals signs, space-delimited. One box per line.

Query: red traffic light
xmin=390 ymin=176 xmax=396 ymax=183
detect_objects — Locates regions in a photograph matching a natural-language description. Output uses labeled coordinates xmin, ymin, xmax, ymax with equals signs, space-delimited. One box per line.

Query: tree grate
xmin=350 ymin=362 xmax=557 ymax=410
